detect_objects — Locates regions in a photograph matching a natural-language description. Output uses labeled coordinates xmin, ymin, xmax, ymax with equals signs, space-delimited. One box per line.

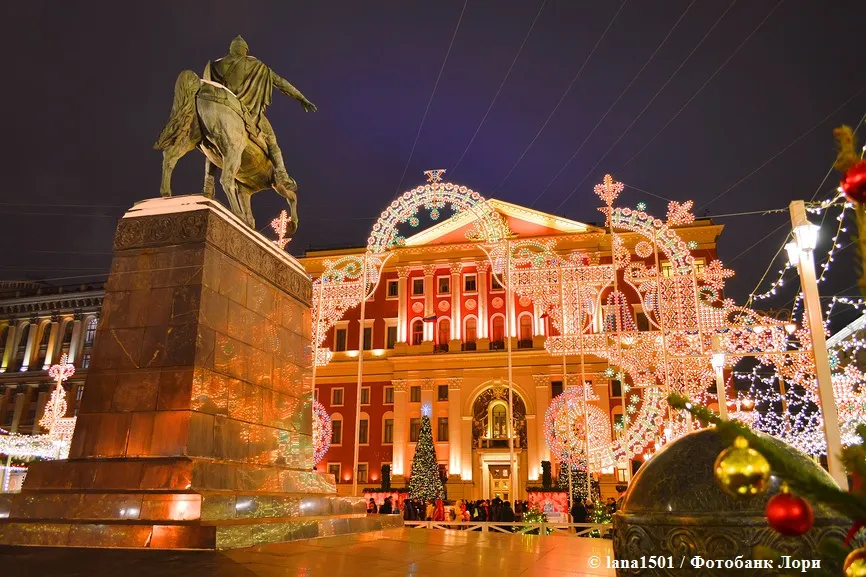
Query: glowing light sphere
xmin=635 ymin=241 xmax=654 ymax=259
xmin=543 ymin=387 xmax=615 ymax=470
xmin=311 ymin=399 xmax=332 ymax=466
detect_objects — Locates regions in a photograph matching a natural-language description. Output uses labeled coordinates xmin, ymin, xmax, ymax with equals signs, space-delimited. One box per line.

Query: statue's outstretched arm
xmin=272 ymin=72 xmax=316 ymax=111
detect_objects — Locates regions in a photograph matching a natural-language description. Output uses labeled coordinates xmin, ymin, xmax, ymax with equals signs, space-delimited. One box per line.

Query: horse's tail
xmin=154 ymin=70 xmax=202 ymax=151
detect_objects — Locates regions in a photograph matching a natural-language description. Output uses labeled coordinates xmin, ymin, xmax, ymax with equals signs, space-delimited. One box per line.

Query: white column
xmin=9 ymin=391 xmax=25 ymax=432
xmin=0 ymin=324 xmax=16 ymax=373
xmin=423 ymin=265 xmax=436 ymax=342
xmin=447 ymin=378 xmax=462 ymax=476
xmin=526 ymin=414 xmax=538 ymax=480
xmin=392 ymin=379 xmax=408 ymax=476
xmin=461 ymin=416 xmax=473 ymax=481
xmin=533 ymin=374 xmax=551 ymax=464
xmin=68 ymin=317 xmax=83 ymax=365
xmin=449 ymin=263 xmax=462 ymax=340
xmin=533 ymin=303 xmax=545 ymax=336
xmin=789 ymin=200 xmax=847 ymax=488
xmin=397 ymin=267 xmax=410 ymax=343
xmin=42 ymin=319 xmax=60 ymax=369
xmin=477 ymin=262 xmax=490 ymax=338
xmin=20 ymin=321 xmax=37 ymax=372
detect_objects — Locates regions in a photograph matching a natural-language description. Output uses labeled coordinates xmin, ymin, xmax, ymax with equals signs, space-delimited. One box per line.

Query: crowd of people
xmin=365 ymin=495 xmax=618 ymax=524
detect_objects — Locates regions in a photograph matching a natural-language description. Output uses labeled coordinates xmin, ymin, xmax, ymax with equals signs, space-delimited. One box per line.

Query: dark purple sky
xmin=4 ymin=0 xmax=866 ymax=318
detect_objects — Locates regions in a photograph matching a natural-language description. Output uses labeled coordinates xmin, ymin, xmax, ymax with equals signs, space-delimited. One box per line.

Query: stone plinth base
xmin=0 ymin=196 xmax=402 ymax=549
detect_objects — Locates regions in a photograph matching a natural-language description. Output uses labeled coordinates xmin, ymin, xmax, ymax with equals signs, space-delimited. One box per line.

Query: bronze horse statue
xmin=154 ymin=69 xmax=302 ymax=234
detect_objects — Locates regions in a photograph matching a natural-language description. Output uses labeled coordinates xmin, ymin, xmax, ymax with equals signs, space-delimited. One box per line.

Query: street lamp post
xmin=710 ymin=335 xmax=728 ymax=420
xmin=787 ymin=200 xmax=848 ymax=489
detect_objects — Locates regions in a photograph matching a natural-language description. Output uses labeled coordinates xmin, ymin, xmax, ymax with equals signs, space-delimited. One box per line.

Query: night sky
xmin=5 ymin=1 xmax=866 ymax=323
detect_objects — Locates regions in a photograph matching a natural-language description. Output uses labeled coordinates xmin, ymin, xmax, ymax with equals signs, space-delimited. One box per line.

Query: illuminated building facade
xmin=300 ymin=199 xmax=722 ymax=500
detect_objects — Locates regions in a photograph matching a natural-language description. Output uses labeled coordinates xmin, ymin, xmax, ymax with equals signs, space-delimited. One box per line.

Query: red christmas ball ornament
xmin=841 ymin=160 xmax=866 ymax=204
xmin=766 ymin=484 xmax=814 ymax=536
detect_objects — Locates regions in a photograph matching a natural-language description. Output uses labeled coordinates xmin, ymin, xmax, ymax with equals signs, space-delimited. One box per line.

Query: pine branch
xmin=668 ymin=394 xmax=866 ymax=520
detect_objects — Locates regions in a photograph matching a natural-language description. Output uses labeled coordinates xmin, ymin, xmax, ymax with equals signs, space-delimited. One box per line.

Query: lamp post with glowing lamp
xmin=710 ymin=335 xmax=728 ymax=420
xmin=787 ymin=200 xmax=847 ymax=488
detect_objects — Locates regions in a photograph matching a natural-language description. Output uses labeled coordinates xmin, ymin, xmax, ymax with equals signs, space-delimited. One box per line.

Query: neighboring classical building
xmin=299 ymin=199 xmax=722 ymax=501
xmin=0 ymin=282 xmax=103 ymax=436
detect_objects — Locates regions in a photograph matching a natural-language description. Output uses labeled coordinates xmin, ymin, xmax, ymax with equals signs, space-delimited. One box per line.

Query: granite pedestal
xmin=0 ymin=196 xmax=400 ymax=549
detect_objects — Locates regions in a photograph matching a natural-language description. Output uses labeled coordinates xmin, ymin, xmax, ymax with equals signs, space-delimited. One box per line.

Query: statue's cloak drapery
xmin=210 ymin=55 xmax=274 ymax=129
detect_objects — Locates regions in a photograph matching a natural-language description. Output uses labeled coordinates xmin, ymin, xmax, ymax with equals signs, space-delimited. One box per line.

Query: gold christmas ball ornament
xmin=845 ymin=547 xmax=866 ymax=577
xmin=713 ymin=436 xmax=771 ymax=498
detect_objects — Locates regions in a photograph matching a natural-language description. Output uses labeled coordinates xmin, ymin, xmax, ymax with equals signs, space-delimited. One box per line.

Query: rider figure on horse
xmin=206 ymin=36 xmax=317 ymax=186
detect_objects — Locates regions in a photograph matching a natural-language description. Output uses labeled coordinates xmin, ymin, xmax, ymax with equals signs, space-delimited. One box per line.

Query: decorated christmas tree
xmin=557 ymin=461 xmax=601 ymax=503
xmin=408 ymin=414 xmax=444 ymax=502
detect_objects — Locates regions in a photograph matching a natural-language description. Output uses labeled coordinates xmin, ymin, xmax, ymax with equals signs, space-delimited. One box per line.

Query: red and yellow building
xmin=299 ymin=198 xmax=722 ymax=500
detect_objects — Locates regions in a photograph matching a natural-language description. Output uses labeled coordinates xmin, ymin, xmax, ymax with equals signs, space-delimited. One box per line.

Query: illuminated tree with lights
xmin=408 ymin=413 xmax=444 ymax=502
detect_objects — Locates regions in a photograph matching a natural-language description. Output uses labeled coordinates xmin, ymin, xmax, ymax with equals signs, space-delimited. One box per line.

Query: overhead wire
xmin=528 ymin=0 xmax=698 ymax=208
xmin=552 ymin=0 xmax=739 ymax=213
xmin=620 ymin=0 xmax=786 ymax=170
xmin=394 ymin=0 xmax=470 ymax=194
xmin=450 ymin=0 xmax=547 ymax=176
xmin=492 ymin=0 xmax=628 ymax=195
xmin=697 ymin=90 xmax=866 ymax=212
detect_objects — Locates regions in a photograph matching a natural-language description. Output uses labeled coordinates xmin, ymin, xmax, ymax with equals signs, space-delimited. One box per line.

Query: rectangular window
xmin=437 ymin=276 xmax=450 ymax=295
xmin=363 ymin=327 xmax=372 ymax=350
xmin=437 ymin=385 xmax=448 ymax=401
xmin=314 ymin=388 xmax=319 ymax=401
xmin=437 ymin=417 xmax=449 ymax=442
xmin=551 ymin=380 xmax=563 ymax=398
xmin=359 ymin=418 xmax=369 ymax=444
xmin=331 ymin=420 xmax=343 ymax=445
xmin=386 ymin=325 xmax=397 ymax=349
xmin=661 ymin=262 xmax=674 ymax=279
xmin=410 ymin=386 xmax=421 ymax=403
xmin=81 ymin=354 xmax=91 ymax=369
xmin=463 ymin=274 xmax=477 ymax=293
xmin=360 ymin=386 xmax=370 ymax=405
xmin=616 ymin=468 xmax=628 ymax=483
xmin=386 ymin=279 xmax=399 ymax=298
xmin=383 ymin=418 xmax=394 ymax=443
xmin=491 ymin=274 xmax=504 ymax=291
xmin=328 ymin=463 xmax=341 ymax=481
xmin=409 ymin=418 xmax=421 ymax=442
xmin=693 ymin=258 xmax=706 ymax=275
xmin=357 ymin=463 xmax=368 ymax=483
xmin=384 ymin=386 xmax=394 ymax=404
xmin=332 ymin=388 xmax=344 ymax=406
xmin=412 ymin=278 xmax=425 ymax=296
xmin=611 ymin=380 xmax=622 ymax=398
xmin=73 ymin=385 xmax=84 ymax=416
xmin=335 ymin=328 xmax=348 ymax=352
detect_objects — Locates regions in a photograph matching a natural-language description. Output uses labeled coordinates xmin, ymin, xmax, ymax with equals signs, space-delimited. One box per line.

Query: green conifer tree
xmin=557 ymin=461 xmax=601 ymax=503
xmin=408 ymin=415 xmax=444 ymax=501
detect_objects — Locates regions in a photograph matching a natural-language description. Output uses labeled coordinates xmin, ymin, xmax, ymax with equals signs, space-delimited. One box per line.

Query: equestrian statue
xmin=155 ymin=35 xmax=316 ymax=234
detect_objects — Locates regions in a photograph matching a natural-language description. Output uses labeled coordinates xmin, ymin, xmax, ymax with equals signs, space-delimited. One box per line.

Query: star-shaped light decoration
xmin=594 ymin=174 xmax=624 ymax=207
xmin=666 ymin=200 xmax=695 ymax=226
xmin=270 ymin=210 xmax=291 ymax=250
xmin=421 ymin=403 xmax=432 ymax=417
xmin=636 ymin=202 xmax=647 ymax=212
xmin=699 ymin=259 xmax=735 ymax=290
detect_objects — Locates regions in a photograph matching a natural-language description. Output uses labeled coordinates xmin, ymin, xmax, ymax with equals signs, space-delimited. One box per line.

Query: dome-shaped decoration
xmin=613 ymin=429 xmax=851 ymax=574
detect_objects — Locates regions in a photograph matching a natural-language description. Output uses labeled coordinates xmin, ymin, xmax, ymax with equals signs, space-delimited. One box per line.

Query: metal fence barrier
xmin=402 ymin=520 xmax=613 ymax=538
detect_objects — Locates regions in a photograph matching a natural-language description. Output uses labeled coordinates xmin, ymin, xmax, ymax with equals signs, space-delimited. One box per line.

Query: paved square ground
xmin=0 ymin=528 xmax=615 ymax=577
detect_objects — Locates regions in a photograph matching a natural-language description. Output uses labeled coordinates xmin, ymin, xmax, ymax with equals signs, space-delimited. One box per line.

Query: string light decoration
xmin=270 ymin=210 xmax=291 ymax=250
xmin=311 ymin=399 xmax=332 ymax=466
xmin=666 ymin=200 xmax=695 ymax=226
xmin=40 ymin=354 xmax=75 ymax=432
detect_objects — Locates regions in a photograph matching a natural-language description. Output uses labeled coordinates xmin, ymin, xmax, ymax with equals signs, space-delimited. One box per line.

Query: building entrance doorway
xmin=488 ymin=464 xmax=511 ymax=501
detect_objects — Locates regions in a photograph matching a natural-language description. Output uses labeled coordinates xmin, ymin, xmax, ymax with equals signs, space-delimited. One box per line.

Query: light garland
xmin=270 ymin=210 xmax=291 ymax=250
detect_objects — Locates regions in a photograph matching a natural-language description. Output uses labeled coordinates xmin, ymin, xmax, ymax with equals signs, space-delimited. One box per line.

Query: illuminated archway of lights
xmin=312 ymin=170 xmax=512 ymax=367
xmin=311 ymin=399 xmax=332 ymax=466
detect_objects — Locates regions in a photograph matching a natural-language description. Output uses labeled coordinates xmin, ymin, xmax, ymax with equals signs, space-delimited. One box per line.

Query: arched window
xmin=40 ymin=324 xmax=51 ymax=346
xmin=62 ymin=322 xmax=73 ymax=345
xmin=464 ymin=317 xmax=477 ymax=344
xmin=411 ymin=320 xmax=424 ymax=346
xmin=437 ymin=319 xmax=450 ymax=345
xmin=519 ymin=314 xmax=532 ymax=341
xmin=0 ymin=326 xmax=7 ymax=357
xmin=491 ymin=315 xmax=505 ymax=343
xmin=85 ymin=318 xmax=98 ymax=345
xmin=490 ymin=403 xmax=508 ymax=439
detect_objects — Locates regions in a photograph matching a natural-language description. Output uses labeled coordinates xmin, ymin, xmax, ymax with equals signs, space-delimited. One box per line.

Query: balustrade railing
xmin=403 ymin=520 xmax=613 ymax=538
